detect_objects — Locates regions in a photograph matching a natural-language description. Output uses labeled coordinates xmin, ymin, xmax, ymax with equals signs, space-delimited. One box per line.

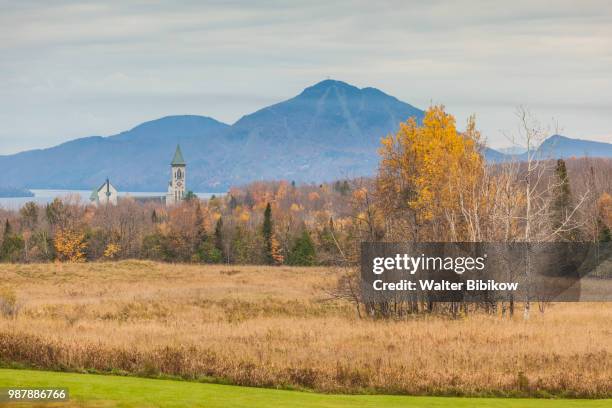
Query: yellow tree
xmin=103 ymin=242 xmax=121 ymax=259
xmin=270 ymin=235 xmax=284 ymax=265
xmin=377 ymin=105 xmax=485 ymax=241
xmin=54 ymin=229 xmax=87 ymax=262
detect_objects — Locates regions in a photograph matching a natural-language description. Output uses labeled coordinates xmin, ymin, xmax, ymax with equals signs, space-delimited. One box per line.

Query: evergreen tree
xmin=194 ymin=202 xmax=207 ymax=242
xmin=598 ymin=221 xmax=612 ymax=242
xmin=3 ymin=219 xmax=11 ymax=237
xmin=262 ymin=203 xmax=273 ymax=264
xmin=551 ymin=159 xmax=575 ymax=240
xmin=196 ymin=240 xmax=223 ymax=263
xmin=228 ymin=195 xmax=238 ymax=210
xmin=1 ymin=220 xmax=24 ymax=262
xmin=333 ymin=180 xmax=350 ymax=195
xmin=214 ymin=217 xmax=224 ymax=257
xmin=341 ymin=180 xmax=350 ymax=195
xmin=287 ymin=229 xmax=316 ymax=266
xmin=151 ymin=209 xmax=158 ymax=224
xmin=192 ymin=202 xmax=222 ymax=263
xmin=244 ymin=192 xmax=255 ymax=208
xmin=319 ymin=217 xmax=337 ymax=252
xmin=231 ymin=225 xmax=252 ymax=264
xmin=596 ymin=193 xmax=612 ymax=243
xmin=183 ymin=191 xmax=197 ymax=201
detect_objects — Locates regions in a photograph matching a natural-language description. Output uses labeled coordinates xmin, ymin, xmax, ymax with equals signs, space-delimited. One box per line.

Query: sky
xmin=0 ymin=0 xmax=611 ymax=154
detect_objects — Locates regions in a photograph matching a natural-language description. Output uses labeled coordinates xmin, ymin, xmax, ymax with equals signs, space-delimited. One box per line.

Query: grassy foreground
xmin=1 ymin=369 xmax=610 ymax=408
xmin=1 ymin=261 xmax=611 ymax=397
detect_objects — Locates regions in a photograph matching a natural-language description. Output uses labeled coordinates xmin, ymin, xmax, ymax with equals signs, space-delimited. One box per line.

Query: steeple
xmin=171 ymin=144 xmax=186 ymax=166
xmin=166 ymin=144 xmax=187 ymax=206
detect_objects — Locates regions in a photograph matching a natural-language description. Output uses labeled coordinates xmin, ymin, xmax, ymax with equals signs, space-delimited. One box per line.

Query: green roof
xmin=171 ymin=145 xmax=186 ymax=166
xmin=89 ymin=187 xmax=99 ymax=202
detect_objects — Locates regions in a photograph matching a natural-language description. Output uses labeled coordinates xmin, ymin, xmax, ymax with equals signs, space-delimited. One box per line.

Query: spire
xmin=171 ymin=144 xmax=186 ymax=166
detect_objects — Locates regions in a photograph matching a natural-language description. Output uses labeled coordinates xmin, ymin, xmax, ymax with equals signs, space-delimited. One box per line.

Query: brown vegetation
xmin=0 ymin=261 xmax=610 ymax=397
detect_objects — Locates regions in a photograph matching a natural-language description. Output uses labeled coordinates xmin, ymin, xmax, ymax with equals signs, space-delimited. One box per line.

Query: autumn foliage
xmin=53 ymin=229 xmax=87 ymax=262
xmin=377 ymin=106 xmax=486 ymax=241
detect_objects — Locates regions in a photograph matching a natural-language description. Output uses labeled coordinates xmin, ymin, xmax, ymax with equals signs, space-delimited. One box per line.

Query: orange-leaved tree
xmin=54 ymin=229 xmax=87 ymax=262
xmin=377 ymin=105 xmax=485 ymax=241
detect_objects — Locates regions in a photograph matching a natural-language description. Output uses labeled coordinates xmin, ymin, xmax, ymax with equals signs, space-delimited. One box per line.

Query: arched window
xmin=176 ymin=169 xmax=182 ymax=180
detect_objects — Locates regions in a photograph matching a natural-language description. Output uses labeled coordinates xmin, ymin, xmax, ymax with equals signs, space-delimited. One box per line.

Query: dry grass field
xmin=0 ymin=261 xmax=610 ymax=398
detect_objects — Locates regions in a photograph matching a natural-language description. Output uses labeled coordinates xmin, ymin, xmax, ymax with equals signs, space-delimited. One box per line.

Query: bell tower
xmin=166 ymin=144 xmax=186 ymax=205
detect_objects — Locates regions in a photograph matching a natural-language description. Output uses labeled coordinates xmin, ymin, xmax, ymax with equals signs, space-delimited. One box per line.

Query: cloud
xmin=0 ymin=0 xmax=611 ymax=153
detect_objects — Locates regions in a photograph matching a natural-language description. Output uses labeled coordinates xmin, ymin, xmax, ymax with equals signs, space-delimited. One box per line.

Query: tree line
xmin=0 ymin=179 xmax=359 ymax=265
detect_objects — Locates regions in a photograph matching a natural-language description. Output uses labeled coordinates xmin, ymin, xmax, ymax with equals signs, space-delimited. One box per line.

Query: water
xmin=0 ymin=189 xmax=221 ymax=210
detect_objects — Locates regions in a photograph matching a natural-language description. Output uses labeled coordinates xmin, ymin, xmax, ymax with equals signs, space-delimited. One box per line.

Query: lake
xmin=0 ymin=189 xmax=221 ymax=210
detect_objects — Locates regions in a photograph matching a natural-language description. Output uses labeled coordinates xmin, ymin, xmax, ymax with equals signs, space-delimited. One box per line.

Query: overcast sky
xmin=1 ymin=0 xmax=611 ymax=154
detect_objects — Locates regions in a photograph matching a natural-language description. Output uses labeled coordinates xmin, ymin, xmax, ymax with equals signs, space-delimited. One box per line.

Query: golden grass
xmin=0 ymin=261 xmax=610 ymax=397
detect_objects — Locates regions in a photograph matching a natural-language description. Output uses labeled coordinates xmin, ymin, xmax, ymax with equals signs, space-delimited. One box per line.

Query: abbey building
xmin=89 ymin=145 xmax=187 ymax=206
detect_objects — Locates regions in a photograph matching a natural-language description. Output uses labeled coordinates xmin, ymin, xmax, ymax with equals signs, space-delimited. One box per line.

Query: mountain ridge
xmin=0 ymin=80 xmax=610 ymax=192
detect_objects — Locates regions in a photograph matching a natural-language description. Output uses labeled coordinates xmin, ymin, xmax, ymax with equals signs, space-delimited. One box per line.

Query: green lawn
xmin=0 ymin=369 xmax=609 ymax=408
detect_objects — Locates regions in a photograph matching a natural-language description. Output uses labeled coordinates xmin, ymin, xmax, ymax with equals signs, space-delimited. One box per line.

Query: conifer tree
xmin=287 ymin=229 xmax=316 ymax=266
xmin=3 ymin=219 xmax=11 ymax=237
xmin=214 ymin=217 xmax=224 ymax=257
xmin=151 ymin=209 xmax=158 ymax=224
xmin=597 ymin=193 xmax=612 ymax=242
xmin=184 ymin=191 xmax=197 ymax=201
xmin=228 ymin=195 xmax=238 ymax=210
xmin=194 ymin=202 xmax=207 ymax=242
xmin=551 ymin=159 xmax=575 ymax=240
xmin=0 ymin=219 xmax=24 ymax=262
xmin=599 ymin=222 xmax=612 ymax=243
xmin=262 ymin=203 xmax=273 ymax=264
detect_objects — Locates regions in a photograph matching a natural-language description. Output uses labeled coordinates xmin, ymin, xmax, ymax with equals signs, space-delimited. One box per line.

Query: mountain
xmin=0 ymin=115 xmax=230 ymax=191
xmin=0 ymin=80 xmax=610 ymax=192
xmin=485 ymin=135 xmax=612 ymax=164
xmin=525 ymin=135 xmax=612 ymax=160
xmin=0 ymin=80 xmax=425 ymax=191
xmin=497 ymin=146 xmax=528 ymax=155
xmin=220 ymin=80 xmax=426 ymax=186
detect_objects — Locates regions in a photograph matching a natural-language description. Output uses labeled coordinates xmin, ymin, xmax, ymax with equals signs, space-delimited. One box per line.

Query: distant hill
xmin=486 ymin=135 xmax=612 ymax=164
xmin=525 ymin=135 xmax=612 ymax=160
xmin=0 ymin=80 xmax=610 ymax=191
xmin=0 ymin=187 xmax=33 ymax=198
xmin=0 ymin=115 xmax=230 ymax=191
xmin=497 ymin=146 xmax=528 ymax=155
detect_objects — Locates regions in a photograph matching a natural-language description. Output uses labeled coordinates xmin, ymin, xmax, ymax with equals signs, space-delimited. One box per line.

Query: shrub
xmin=54 ymin=229 xmax=87 ymax=262
xmin=0 ymin=234 xmax=24 ymax=262
xmin=0 ymin=287 xmax=20 ymax=318
xmin=193 ymin=239 xmax=223 ymax=263
xmin=287 ymin=230 xmax=316 ymax=266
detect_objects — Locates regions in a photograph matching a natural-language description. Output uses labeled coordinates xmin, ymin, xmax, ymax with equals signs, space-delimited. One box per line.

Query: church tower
xmin=166 ymin=145 xmax=186 ymax=205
